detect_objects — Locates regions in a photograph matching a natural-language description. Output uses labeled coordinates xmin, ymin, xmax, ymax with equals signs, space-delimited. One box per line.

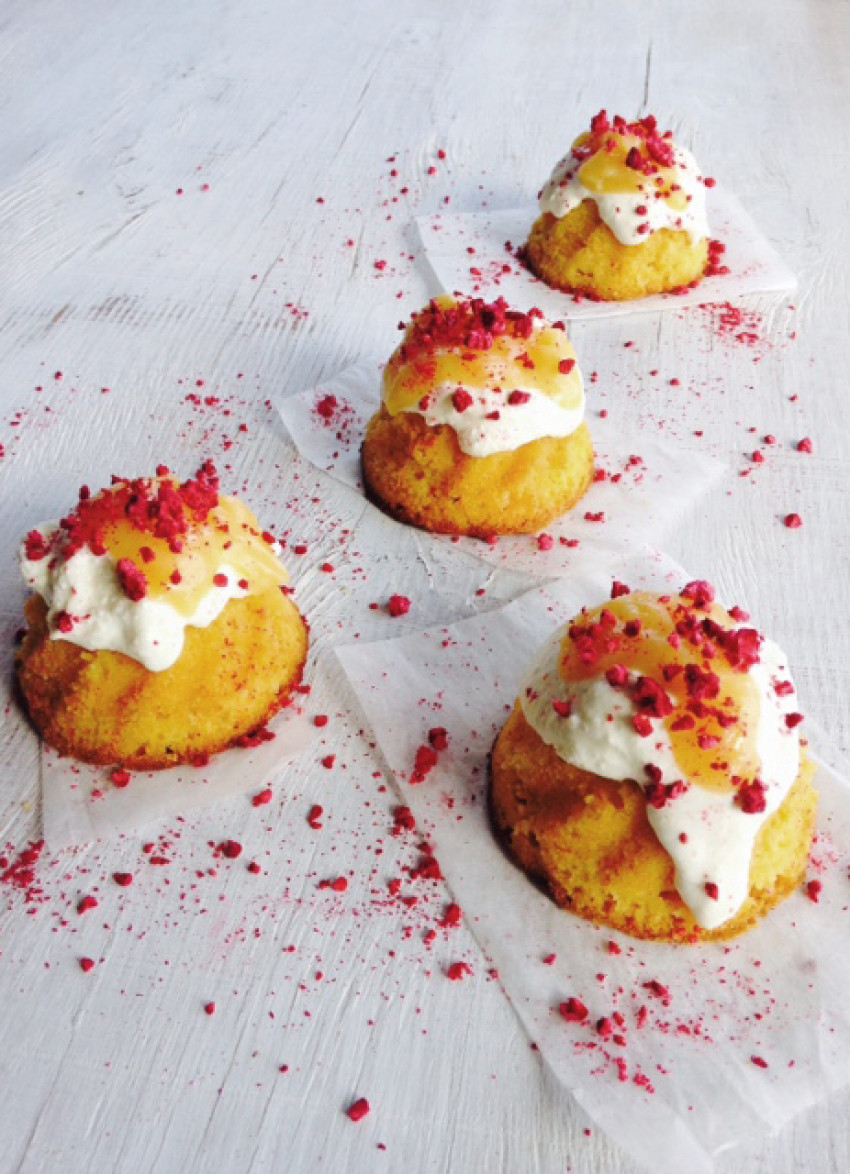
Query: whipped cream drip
xmin=21 ymin=524 xmax=280 ymax=673
xmin=539 ymin=142 xmax=709 ymax=247
xmin=411 ymin=383 xmax=584 ymax=458
xmin=520 ymin=629 xmax=801 ymax=930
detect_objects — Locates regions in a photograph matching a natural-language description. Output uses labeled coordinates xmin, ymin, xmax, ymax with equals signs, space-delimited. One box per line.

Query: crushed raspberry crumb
xmin=558 ymin=997 xmax=589 ymax=1023
xmin=77 ymin=895 xmax=98 ymax=914
xmin=79 ymin=958 xmax=96 ymax=973
xmin=113 ymin=872 xmax=133 ymax=887
xmin=252 ymin=787 xmax=273 ymax=807
xmin=387 ymin=594 xmax=411 ymax=617
xmin=411 ymin=744 xmax=439 ymax=783
xmin=218 ymin=840 xmax=243 ymax=859
xmin=805 ymin=879 xmax=822 ymax=903
xmin=315 ymin=394 xmax=338 ymax=420
xmin=682 ymin=580 xmax=715 ymax=607
xmin=307 ymin=805 xmax=324 ymax=829
xmin=440 ymin=903 xmax=462 ymax=928
xmin=204 ymin=1002 xmax=216 ymax=1016
xmin=24 ymin=530 xmax=48 ymax=560
xmin=346 ymin=1097 xmax=370 ymax=1122
xmin=642 ymin=980 xmax=671 ymax=1005
xmin=784 ymin=513 xmax=803 ymax=529
xmin=736 ymin=779 xmax=767 ymax=813
xmin=116 ymin=559 xmax=148 ymax=601
xmin=428 ymin=727 xmax=449 ymax=751
xmin=446 ymin=961 xmax=472 ymax=981
xmin=391 ymin=805 xmax=416 ymax=834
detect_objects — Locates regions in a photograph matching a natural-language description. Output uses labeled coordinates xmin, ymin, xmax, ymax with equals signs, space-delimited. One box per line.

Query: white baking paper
xmin=335 ymin=549 xmax=850 ymax=1174
xmin=276 ymin=365 xmax=724 ymax=577
xmin=41 ymin=704 xmax=314 ymax=849
xmin=416 ymin=186 xmax=796 ymax=319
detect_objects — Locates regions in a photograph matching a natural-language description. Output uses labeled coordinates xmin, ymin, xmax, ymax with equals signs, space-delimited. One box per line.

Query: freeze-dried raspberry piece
xmin=440 ymin=903 xmax=462 ymax=928
xmin=446 ymin=961 xmax=471 ymax=981
xmin=632 ymin=676 xmax=673 ymax=718
xmin=682 ymin=580 xmax=715 ymax=607
xmin=558 ymin=997 xmax=589 ymax=1023
xmin=24 ymin=531 xmax=48 ymax=560
xmin=387 ymin=594 xmax=411 ymax=617
xmin=411 ymin=744 xmax=439 ymax=784
xmin=428 ymin=727 xmax=449 ymax=751
xmin=684 ymin=663 xmax=720 ymax=700
xmin=346 ymin=1097 xmax=370 ymax=1122
xmin=736 ymin=779 xmax=767 ymax=813
xmin=116 ymin=559 xmax=148 ymax=601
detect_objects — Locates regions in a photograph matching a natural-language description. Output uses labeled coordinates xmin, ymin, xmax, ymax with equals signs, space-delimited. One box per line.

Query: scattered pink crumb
xmin=346 ymin=1097 xmax=370 ymax=1122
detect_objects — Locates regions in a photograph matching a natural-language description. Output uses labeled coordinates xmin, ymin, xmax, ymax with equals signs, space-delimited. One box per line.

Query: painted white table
xmin=1 ymin=1 xmax=848 ymax=1170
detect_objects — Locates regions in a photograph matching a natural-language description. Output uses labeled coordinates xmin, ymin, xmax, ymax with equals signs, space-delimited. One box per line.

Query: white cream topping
xmin=21 ymin=524 xmax=265 ymax=673
xmin=520 ymin=629 xmax=801 ymax=930
xmin=539 ymin=142 xmax=709 ymax=247
xmin=408 ymin=383 xmax=585 ymax=458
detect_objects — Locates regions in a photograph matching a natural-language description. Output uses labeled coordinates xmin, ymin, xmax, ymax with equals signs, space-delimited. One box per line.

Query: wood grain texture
xmin=0 ymin=1 xmax=848 ymax=1171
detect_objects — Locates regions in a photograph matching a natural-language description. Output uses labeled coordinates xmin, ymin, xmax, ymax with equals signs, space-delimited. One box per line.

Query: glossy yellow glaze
xmin=574 ymin=130 xmax=689 ymax=212
xmin=383 ymin=317 xmax=582 ymax=416
xmin=558 ymin=593 xmax=761 ymax=794
xmin=103 ymin=494 xmax=287 ymax=615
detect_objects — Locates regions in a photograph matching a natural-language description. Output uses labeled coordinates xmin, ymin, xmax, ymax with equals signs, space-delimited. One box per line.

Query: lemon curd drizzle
xmin=100 ymin=495 xmax=286 ymax=615
xmin=26 ymin=462 xmax=286 ymax=615
xmin=382 ymin=296 xmax=583 ymax=417
xmin=558 ymin=593 xmax=763 ymax=795
xmin=573 ymin=130 xmax=690 ymax=213
xmin=538 ymin=111 xmax=710 ymax=249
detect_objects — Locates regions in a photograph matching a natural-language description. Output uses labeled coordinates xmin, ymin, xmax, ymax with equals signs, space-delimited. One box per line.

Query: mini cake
xmin=16 ymin=462 xmax=308 ymax=769
xmin=525 ymin=111 xmax=711 ymax=301
xmin=491 ymin=582 xmax=817 ymax=942
xmin=361 ymin=296 xmax=594 ymax=538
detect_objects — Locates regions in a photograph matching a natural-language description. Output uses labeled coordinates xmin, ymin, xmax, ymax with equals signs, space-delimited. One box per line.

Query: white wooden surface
xmin=1 ymin=1 xmax=848 ymax=1171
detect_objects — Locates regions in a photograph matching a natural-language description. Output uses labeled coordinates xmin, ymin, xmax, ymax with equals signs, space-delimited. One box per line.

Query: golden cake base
xmin=525 ymin=200 xmax=709 ymax=302
xmin=490 ymin=703 xmax=817 ymax=943
xmin=17 ymin=588 xmax=308 ymax=769
xmin=362 ymin=409 xmax=594 ymax=539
